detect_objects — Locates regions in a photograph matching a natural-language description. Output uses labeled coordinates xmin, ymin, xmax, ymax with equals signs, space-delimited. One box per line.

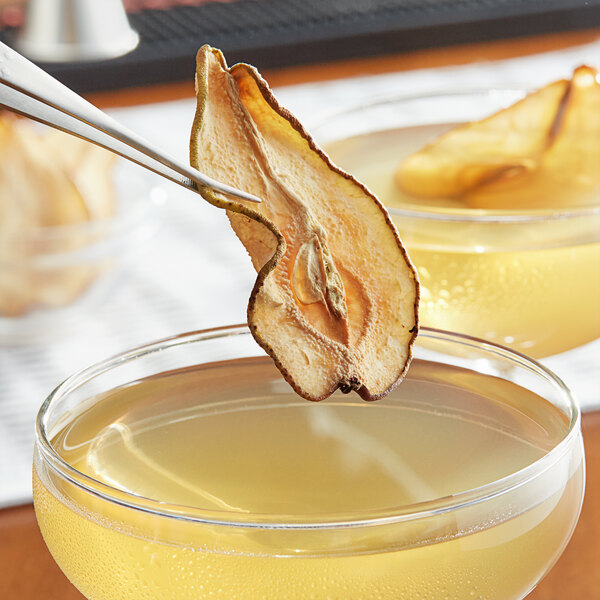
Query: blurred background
xmin=0 ymin=2 xmax=599 ymax=599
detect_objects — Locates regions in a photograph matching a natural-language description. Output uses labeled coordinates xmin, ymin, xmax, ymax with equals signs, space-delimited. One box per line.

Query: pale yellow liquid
xmin=325 ymin=126 xmax=600 ymax=357
xmin=34 ymin=358 xmax=583 ymax=600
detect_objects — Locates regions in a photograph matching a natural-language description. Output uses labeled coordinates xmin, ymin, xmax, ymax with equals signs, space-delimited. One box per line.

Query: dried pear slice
xmin=0 ymin=114 xmax=91 ymax=316
xmin=396 ymin=79 xmax=568 ymax=198
xmin=190 ymin=46 xmax=419 ymax=402
xmin=532 ymin=65 xmax=600 ymax=206
xmin=0 ymin=115 xmax=89 ymax=240
xmin=467 ymin=66 xmax=600 ymax=209
xmin=41 ymin=129 xmax=118 ymax=220
xmin=9 ymin=120 xmax=90 ymax=227
xmin=544 ymin=66 xmax=600 ymax=177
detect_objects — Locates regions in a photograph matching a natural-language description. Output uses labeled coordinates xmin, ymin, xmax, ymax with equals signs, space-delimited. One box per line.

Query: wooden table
xmin=1 ymin=27 xmax=599 ymax=600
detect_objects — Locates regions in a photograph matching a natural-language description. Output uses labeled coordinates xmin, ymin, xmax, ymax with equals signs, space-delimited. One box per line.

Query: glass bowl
xmin=312 ymin=89 xmax=600 ymax=360
xmin=0 ymin=160 xmax=165 ymax=342
xmin=33 ymin=325 xmax=584 ymax=600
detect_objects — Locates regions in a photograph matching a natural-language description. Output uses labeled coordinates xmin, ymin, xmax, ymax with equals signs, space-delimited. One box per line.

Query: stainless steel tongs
xmin=0 ymin=42 xmax=261 ymax=204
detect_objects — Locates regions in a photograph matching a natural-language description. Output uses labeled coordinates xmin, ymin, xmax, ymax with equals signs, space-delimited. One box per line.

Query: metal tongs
xmin=0 ymin=42 xmax=261 ymax=204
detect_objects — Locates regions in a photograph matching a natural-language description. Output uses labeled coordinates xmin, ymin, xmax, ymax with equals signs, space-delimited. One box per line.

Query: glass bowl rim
xmin=311 ymin=86 xmax=600 ymax=223
xmin=35 ymin=324 xmax=582 ymax=530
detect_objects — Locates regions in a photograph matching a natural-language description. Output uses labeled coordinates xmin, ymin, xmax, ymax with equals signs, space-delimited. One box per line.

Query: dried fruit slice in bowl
xmin=395 ymin=65 xmax=600 ymax=210
xmin=465 ymin=65 xmax=600 ymax=209
xmin=190 ymin=46 xmax=419 ymax=402
xmin=396 ymin=78 xmax=569 ymax=200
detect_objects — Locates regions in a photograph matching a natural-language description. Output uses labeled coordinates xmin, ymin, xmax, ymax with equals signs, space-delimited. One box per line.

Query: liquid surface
xmin=52 ymin=358 xmax=567 ymax=516
xmin=325 ymin=125 xmax=600 ymax=357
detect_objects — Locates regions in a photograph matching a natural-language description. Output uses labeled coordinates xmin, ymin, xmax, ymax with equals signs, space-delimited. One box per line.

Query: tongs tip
xmin=236 ymin=190 xmax=262 ymax=204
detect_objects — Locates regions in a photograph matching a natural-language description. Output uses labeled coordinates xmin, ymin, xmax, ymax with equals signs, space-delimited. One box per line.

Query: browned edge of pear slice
xmin=190 ymin=46 xmax=419 ymax=402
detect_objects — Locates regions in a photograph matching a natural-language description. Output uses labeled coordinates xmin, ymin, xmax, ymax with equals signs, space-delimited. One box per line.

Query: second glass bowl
xmin=313 ymin=89 xmax=600 ymax=360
